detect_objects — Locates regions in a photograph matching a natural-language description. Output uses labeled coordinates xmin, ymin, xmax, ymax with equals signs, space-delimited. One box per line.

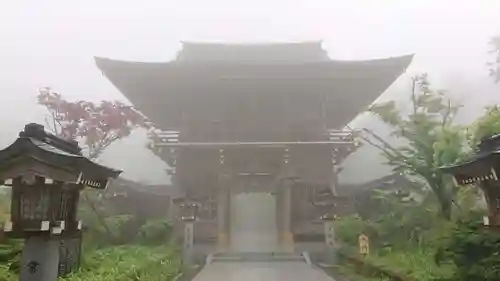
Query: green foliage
xmin=340 ymin=245 xmax=454 ymax=281
xmin=436 ymin=219 xmax=500 ymax=281
xmin=0 ymin=264 xmax=16 ymax=281
xmin=0 ymin=237 xmax=22 ymax=279
xmin=335 ymin=215 xmax=368 ymax=246
xmin=331 ymin=263 xmax=392 ymax=281
xmin=335 ymin=186 xmax=484 ymax=281
xmin=60 ymin=246 xmax=181 ymax=281
xmin=339 ymin=59 xmax=500 ymax=279
xmin=100 ymin=215 xmax=135 ymax=239
xmin=370 ymin=249 xmax=454 ymax=281
xmin=468 ymin=105 xmax=500 ymax=148
xmin=0 ymin=239 xmax=22 ymax=281
xmin=337 ymin=191 xmax=459 ymax=251
xmin=81 ymin=214 xmax=135 ymax=247
xmin=0 ymin=240 xmax=22 ymax=263
xmin=368 ymin=197 xmax=436 ymax=249
xmin=137 ymin=219 xmax=172 ymax=246
xmin=368 ymin=74 xmax=468 ymax=219
xmin=82 ymin=214 xmax=172 ymax=248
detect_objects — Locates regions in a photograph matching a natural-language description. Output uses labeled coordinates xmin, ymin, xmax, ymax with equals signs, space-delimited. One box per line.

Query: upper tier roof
xmin=176 ymin=41 xmax=329 ymax=62
xmin=95 ymin=42 xmax=413 ymax=130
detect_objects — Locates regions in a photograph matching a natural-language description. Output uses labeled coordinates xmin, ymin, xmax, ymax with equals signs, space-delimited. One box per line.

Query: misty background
xmin=0 ymin=0 xmax=499 ymax=185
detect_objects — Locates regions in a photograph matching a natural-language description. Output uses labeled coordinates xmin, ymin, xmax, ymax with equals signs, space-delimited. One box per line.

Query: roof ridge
xmin=180 ymin=40 xmax=324 ymax=46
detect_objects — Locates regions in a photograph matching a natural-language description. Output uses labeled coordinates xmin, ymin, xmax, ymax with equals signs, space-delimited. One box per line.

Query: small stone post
xmin=323 ymin=219 xmax=337 ymax=264
xmin=20 ymin=237 xmax=60 ymax=281
xmin=183 ymin=222 xmax=194 ymax=266
xmin=173 ymin=197 xmax=199 ymax=267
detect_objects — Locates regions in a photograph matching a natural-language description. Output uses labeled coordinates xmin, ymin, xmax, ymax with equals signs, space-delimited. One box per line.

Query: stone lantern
xmin=441 ymin=134 xmax=500 ymax=227
xmin=172 ymin=196 xmax=199 ymax=266
xmin=173 ymin=197 xmax=199 ymax=222
xmin=0 ymin=123 xmax=121 ymax=281
xmin=310 ymin=187 xmax=338 ymax=265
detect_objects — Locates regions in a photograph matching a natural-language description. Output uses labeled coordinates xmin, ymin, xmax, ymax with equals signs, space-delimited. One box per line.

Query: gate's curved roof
xmin=94 ymin=42 xmax=413 ymax=130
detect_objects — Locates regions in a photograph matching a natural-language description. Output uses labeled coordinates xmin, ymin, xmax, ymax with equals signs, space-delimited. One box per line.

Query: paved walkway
xmin=192 ymin=262 xmax=336 ymax=281
xmin=191 ymin=192 xmax=335 ymax=280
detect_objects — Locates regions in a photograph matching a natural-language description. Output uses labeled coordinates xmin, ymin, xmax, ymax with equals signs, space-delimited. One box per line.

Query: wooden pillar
xmin=281 ymin=181 xmax=294 ymax=252
xmin=217 ymin=174 xmax=231 ymax=251
xmin=275 ymin=187 xmax=283 ymax=243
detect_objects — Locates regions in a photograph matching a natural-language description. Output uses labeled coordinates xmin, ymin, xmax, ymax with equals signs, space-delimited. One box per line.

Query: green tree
xmin=470 ymin=35 xmax=500 ymax=149
xmin=467 ymin=35 xmax=500 ymax=144
xmin=488 ymin=35 xmax=500 ymax=82
xmin=468 ymin=105 xmax=500 ymax=148
xmin=367 ymin=74 xmax=468 ymax=220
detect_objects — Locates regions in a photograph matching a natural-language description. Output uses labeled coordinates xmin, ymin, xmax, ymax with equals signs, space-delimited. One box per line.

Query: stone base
xmin=217 ymin=232 xmax=229 ymax=251
xmin=281 ymin=232 xmax=295 ymax=253
xmin=20 ymin=236 xmax=60 ymax=281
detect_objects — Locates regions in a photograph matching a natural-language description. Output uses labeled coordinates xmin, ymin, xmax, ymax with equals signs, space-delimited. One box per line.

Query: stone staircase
xmin=206 ymin=251 xmax=311 ymax=264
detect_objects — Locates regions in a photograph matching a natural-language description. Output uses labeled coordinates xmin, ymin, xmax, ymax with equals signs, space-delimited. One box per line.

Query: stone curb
xmin=172 ymin=272 xmax=184 ymax=281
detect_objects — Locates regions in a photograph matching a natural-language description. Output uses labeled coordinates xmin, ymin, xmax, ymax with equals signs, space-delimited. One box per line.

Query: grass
xmin=0 ymin=192 xmax=180 ymax=281
xmin=1 ymin=245 xmax=181 ymax=281
xmin=367 ymin=248 xmax=455 ymax=281
xmin=0 ymin=264 xmax=16 ymax=281
xmin=332 ymin=263 xmax=392 ymax=281
xmin=62 ymin=245 xmax=181 ymax=281
xmin=337 ymin=245 xmax=455 ymax=281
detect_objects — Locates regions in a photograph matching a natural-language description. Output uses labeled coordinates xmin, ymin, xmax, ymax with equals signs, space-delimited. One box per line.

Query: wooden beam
xmin=153 ymin=140 xmax=355 ymax=148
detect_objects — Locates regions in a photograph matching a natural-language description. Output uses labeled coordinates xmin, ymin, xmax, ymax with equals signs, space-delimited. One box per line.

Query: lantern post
xmin=0 ymin=123 xmax=121 ymax=281
xmin=310 ymin=188 xmax=339 ymax=266
xmin=441 ymin=134 xmax=500 ymax=227
xmin=321 ymin=213 xmax=339 ymax=265
xmin=173 ymin=197 xmax=199 ymax=266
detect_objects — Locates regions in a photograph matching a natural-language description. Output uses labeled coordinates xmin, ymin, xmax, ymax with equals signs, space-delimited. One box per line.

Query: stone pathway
xmin=192 ymin=262 xmax=336 ymax=281
xmin=191 ymin=192 xmax=336 ymax=280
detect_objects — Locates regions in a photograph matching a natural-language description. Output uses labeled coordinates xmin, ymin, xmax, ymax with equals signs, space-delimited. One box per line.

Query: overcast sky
xmin=0 ymin=0 xmax=499 ymax=183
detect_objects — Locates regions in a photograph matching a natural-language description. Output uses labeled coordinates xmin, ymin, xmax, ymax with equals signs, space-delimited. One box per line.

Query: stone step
xmin=208 ymin=251 xmax=309 ymax=264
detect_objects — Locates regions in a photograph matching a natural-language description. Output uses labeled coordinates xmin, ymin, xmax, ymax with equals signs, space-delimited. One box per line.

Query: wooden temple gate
xmin=154 ymin=135 xmax=359 ymax=252
xmin=94 ymin=41 xmax=413 ymax=253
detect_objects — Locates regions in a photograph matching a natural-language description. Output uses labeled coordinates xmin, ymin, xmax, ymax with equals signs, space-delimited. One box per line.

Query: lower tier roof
xmin=95 ymin=54 xmax=413 ymax=130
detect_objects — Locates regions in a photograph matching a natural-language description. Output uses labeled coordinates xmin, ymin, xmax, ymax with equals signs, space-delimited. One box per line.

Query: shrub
xmin=436 ymin=219 xmax=500 ymax=281
xmin=137 ymin=219 xmax=172 ymax=246
xmin=334 ymin=215 xmax=369 ymax=246
xmin=336 ymin=191 xmax=445 ymax=250
xmin=0 ymin=264 xmax=16 ymax=281
xmin=61 ymin=245 xmax=181 ymax=281
xmin=83 ymin=214 xmax=137 ymax=247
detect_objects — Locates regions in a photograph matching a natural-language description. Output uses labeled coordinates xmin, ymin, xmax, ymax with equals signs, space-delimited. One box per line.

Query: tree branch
xmin=360 ymin=128 xmax=405 ymax=157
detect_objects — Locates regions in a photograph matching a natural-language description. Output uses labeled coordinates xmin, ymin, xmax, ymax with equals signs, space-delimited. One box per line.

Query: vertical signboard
xmin=359 ymin=234 xmax=369 ymax=255
xmin=183 ymin=222 xmax=194 ymax=266
xmin=324 ymin=220 xmax=337 ymax=264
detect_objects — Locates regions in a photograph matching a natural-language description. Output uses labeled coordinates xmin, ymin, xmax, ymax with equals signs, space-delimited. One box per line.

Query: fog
xmin=0 ymin=0 xmax=499 ymax=184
